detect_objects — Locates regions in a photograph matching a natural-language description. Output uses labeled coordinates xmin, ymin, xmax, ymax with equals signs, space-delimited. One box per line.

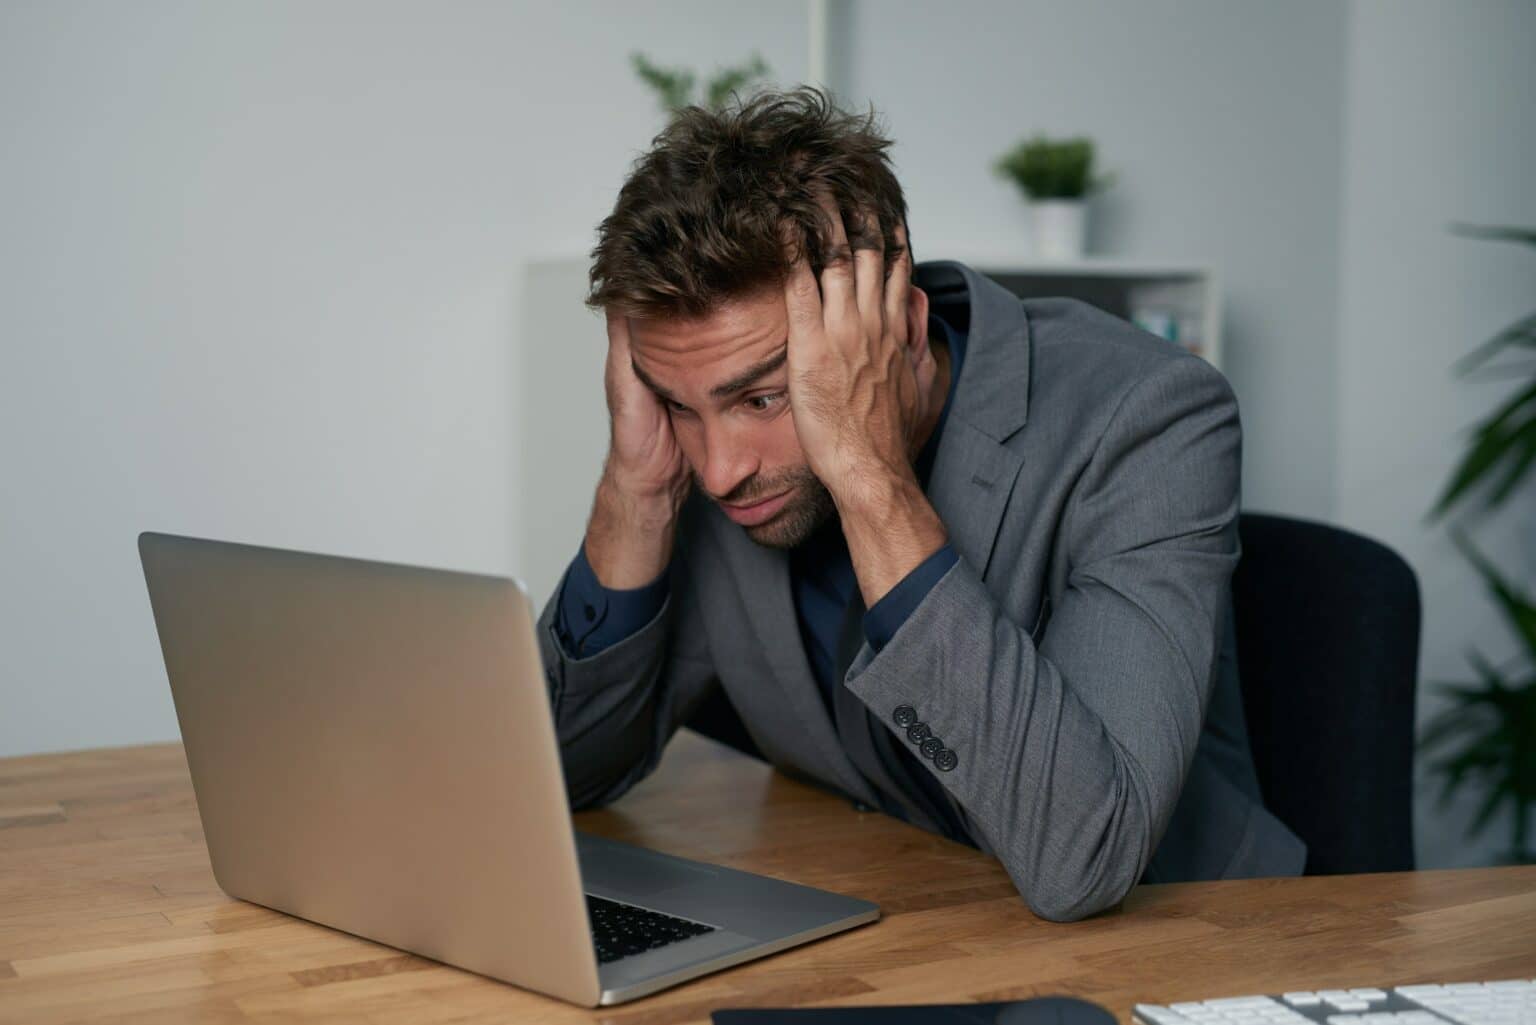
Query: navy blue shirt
xmin=785 ymin=316 xmax=966 ymax=713
xmin=554 ymin=314 xmax=967 ymax=674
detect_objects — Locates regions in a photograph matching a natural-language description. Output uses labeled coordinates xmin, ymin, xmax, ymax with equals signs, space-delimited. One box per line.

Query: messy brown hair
xmin=586 ymin=86 xmax=910 ymax=319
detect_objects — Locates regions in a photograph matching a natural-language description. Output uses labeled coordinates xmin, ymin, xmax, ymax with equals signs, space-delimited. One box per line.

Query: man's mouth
xmin=720 ymin=490 xmax=793 ymax=527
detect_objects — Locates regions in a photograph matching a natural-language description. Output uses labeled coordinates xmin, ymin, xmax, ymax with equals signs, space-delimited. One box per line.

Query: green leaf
xmin=1425 ymin=647 xmax=1536 ymax=853
xmin=1455 ymin=311 xmax=1536 ymax=375
xmin=1421 ymin=704 xmax=1479 ymax=751
xmin=703 ymin=53 xmax=770 ymax=111
xmin=1452 ymin=531 xmax=1536 ymax=655
xmin=1490 ymin=432 xmax=1536 ymax=506
xmin=1449 ymin=222 xmax=1536 ymax=247
xmin=1466 ymin=647 xmax=1515 ymax=687
xmin=1468 ymin=774 xmax=1516 ymax=838
xmin=994 ymin=135 xmax=1104 ymax=200
xmin=1430 ymin=382 xmax=1536 ymax=519
xmin=631 ymin=52 xmax=696 ymax=113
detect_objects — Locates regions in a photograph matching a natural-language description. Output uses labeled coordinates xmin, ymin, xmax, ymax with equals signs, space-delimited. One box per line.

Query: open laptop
xmin=137 ymin=531 xmax=878 ymax=1006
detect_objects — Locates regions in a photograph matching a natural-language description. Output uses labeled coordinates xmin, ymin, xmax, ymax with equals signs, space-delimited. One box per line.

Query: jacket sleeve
xmin=841 ymin=355 xmax=1242 ymax=922
xmin=552 ymin=544 xmax=671 ymax=658
xmin=537 ymin=509 xmax=721 ymax=811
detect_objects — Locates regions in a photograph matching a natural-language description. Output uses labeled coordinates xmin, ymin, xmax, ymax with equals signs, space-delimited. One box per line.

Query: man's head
xmin=586 ymin=87 xmax=925 ymax=548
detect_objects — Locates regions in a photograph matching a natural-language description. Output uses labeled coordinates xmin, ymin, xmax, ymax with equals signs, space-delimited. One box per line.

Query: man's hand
xmin=601 ymin=309 xmax=690 ymax=501
xmin=783 ymin=197 xmax=948 ymax=607
xmin=584 ymin=310 xmax=691 ymax=590
xmin=784 ymin=199 xmax=938 ymax=502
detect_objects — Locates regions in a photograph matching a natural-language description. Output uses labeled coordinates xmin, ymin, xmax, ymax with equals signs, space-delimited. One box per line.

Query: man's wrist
xmin=585 ymin=473 xmax=683 ymax=589
xmin=825 ymin=454 xmax=918 ymax=516
xmin=832 ymin=466 xmax=949 ymax=607
xmin=555 ymin=544 xmax=670 ymax=659
xmin=599 ymin=459 xmax=689 ymax=521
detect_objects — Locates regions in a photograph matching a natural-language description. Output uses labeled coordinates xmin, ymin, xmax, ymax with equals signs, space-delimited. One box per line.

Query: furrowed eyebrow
xmin=631 ymin=347 xmax=789 ymax=406
xmin=629 ymin=358 xmax=678 ymax=403
xmin=708 ymin=348 xmax=787 ymax=399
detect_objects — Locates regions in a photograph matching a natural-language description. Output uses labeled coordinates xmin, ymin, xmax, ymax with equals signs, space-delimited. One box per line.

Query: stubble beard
xmin=699 ymin=464 xmax=838 ymax=550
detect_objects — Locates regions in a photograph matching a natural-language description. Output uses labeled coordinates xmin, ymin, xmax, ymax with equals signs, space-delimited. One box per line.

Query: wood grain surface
xmin=1 ymin=731 xmax=1533 ymax=1024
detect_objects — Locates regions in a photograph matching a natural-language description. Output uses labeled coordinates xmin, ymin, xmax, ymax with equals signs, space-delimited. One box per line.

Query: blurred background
xmin=2 ymin=0 xmax=1532 ymax=871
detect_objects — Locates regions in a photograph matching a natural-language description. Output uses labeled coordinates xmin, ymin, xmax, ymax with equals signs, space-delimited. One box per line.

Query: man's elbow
xmin=1015 ymin=805 xmax=1150 ymax=921
xmin=1022 ymin=872 xmax=1135 ymax=922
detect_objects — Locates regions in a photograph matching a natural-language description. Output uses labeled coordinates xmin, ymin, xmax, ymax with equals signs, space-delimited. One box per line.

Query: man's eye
xmin=745 ymin=393 xmax=785 ymax=413
xmin=666 ymin=400 xmax=692 ymax=415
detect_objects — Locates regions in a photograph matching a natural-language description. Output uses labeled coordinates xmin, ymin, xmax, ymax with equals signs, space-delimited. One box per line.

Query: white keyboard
xmin=1135 ymin=980 xmax=1536 ymax=1025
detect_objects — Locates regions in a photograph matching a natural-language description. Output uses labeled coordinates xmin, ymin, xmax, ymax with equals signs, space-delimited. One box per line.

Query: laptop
xmin=137 ymin=531 xmax=878 ymax=1006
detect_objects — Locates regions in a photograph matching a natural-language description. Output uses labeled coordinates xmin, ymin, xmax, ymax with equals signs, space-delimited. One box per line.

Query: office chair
xmin=685 ymin=513 xmax=1422 ymax=876
xmin=1232 ymin=512 xmax=1420 ymax=874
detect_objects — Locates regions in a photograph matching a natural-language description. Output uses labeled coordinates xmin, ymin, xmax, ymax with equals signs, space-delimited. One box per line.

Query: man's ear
xmin=906 ymin=284 xmax=931 ymax=355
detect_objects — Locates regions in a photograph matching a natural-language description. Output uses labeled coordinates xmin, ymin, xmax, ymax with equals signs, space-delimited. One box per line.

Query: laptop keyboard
xmin=585 ymin=893 xmax=717 ymax=964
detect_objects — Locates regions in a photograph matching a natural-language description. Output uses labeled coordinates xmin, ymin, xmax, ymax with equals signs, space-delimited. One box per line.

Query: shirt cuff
xmin=554 ymin=544 xmax=671 ymax=658
xmin=863 ymin=544 xmax=959 ymax=652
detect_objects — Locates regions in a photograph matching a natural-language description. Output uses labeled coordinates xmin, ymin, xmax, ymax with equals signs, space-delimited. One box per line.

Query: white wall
xmin=834 ymin=0 xmax=1349 ymax=520
xmin=1335 ymin=0 xmax=1536 ymax=867
xmin=0 ymin=0 xmax=807 ymax=757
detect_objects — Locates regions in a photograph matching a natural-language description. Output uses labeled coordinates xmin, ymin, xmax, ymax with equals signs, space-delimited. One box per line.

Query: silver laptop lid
xmin=138 ymin=531 xmax=602 ymax=1006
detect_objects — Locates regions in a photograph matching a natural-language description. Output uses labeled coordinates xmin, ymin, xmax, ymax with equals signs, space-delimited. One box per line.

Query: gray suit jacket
xmin=539 ymin=260 xmax=1307 ymax=922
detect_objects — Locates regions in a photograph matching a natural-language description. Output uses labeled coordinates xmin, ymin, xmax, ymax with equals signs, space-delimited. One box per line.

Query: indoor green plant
xmin=992 ymin=135 xmax=1115 ymax=260
xmin=1420 ymin=223 xmax=1536 ymax=864
xmin=630 ymin=51 xmax=771 ymax=115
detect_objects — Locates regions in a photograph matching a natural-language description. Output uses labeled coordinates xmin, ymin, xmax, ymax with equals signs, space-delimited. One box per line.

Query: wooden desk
xmin=2 ymin=732 xmax=1533 ymax=1024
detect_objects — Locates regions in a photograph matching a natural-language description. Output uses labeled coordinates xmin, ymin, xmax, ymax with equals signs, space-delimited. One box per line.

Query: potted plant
xmin=993 ymin=135 xmax=1115 ymax=260
xmin=1420 ymin=223 xmax=1536 ymax=864
xmin=631 ymin=51 xmax=772 ymax=115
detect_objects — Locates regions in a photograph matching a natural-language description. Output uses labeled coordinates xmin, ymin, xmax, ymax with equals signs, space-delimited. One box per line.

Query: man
xmin=538 ymin=87 xmax=1305 ymax=922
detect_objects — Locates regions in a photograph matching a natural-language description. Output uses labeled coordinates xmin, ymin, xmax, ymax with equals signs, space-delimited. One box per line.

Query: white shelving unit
xmin=948 ymin=254 xmax=1224 ymax=372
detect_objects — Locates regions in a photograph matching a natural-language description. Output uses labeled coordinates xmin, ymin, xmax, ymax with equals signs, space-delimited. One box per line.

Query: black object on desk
xmin=714 ymin=994 xmax=1119 ymax=1025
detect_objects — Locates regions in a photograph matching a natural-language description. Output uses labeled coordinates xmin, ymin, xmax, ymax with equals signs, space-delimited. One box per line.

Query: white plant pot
xmin=1028 ymin=199 xmax=1087 ymax=260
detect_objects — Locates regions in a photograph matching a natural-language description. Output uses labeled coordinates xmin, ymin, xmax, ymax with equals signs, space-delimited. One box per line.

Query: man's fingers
xmin=884 ymin=220 xmax=912 ymax=355
xmin=850 ymin=206 xmax=885 ymax=344
xmin=602 ymin=308 xmax=627 ymax=395
xmin=813 ymin=191 xmax=856 ymax=328
xmin=907 ymin=335 xmax=938 ymax=457
xmin=604 ymin=307 xmax=633 ymax=358
xmin=781 ymin=218 xmax=823 ymax=336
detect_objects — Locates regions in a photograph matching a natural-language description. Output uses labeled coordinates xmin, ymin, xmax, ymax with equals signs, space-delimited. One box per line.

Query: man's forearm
xmin=833 ymin=467 xmax=949 ymax=609
xmin=583 ymin=468 xmax=685 ymax=590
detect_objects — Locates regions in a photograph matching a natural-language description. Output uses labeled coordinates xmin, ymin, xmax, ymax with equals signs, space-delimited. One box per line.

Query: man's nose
xmin=699 ymin=423 xmax=758 ymax=501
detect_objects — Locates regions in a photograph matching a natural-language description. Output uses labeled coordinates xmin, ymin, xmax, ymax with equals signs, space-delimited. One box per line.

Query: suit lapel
xmin=919 ymin=260 xmax=1034 ymax=580
xmin=916 ymin=260 xmax=1033 ymax=443
xmin=704 ymin=511 xmax=879 ymax=803
xmin=927 ymin=417 xmax=1026 ymax=581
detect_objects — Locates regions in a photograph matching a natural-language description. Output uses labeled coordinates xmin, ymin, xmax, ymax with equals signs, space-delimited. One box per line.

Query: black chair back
xmin=1233 ymin=512 xmax=1420 ymax=874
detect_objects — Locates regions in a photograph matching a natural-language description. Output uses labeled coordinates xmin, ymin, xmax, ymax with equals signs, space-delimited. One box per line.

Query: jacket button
xmin=893 ymin=704 xmax=917 ymax=727
xmin=935 ymin=748 xmax=959 ymax=772
xmin=919 ymin=736 xmax=944 ymax=760
xmin=906 ymin=722 xmax=931 ymax=745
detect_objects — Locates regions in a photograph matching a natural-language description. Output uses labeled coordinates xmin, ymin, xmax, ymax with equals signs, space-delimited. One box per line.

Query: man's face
xmin=628 ymin=286 xmax=834 ymax=549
